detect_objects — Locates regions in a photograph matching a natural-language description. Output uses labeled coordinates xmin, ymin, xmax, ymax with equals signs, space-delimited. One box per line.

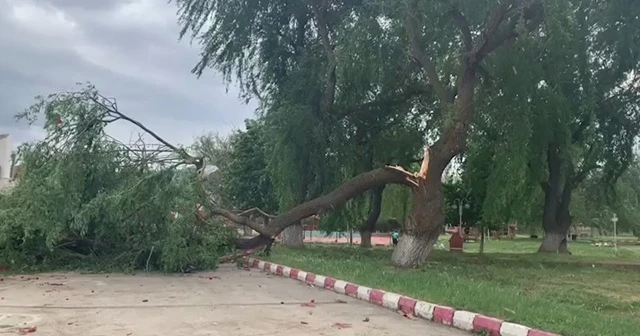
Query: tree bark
xmin=360 ymin=186 xmax=385 ymax=248
xmin=360 ymin=231 xmax=373 ymax=248
xmin=539 ymin=232 xmax=568 ymax=253
xmin=538 ymin=143 xmax=573 ymax=254
xmin=281 ymin=223 xmax=304 ymax=247
xmin=218 ymin=166 xmax=417 ymax=251
xmin=479 ymin=225 xmax=485 ymax=253
xmin=281 ymin=156 xmax=310 ymax=247
xmin=391 ymin=148 xmax=446 ymax=267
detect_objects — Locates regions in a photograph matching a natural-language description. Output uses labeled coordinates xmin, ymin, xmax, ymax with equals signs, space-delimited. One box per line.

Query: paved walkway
xmin=0 ymin=265 xmax=466 ymax=335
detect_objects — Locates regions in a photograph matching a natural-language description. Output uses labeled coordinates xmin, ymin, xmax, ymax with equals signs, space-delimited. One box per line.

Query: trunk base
xmin=360 ymin=231 xmax=373 ymax=248
xmin=390 ymin=233 xmax=439 ymax=268
xmin=538 ymin=232 xmax=571 ymax=254
xmin=281 ymin=223 xmax=304 ymax=247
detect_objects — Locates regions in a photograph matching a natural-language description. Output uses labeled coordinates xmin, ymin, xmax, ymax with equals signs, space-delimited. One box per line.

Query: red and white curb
xmin=244 ymin=258 xmax=560 ymax=336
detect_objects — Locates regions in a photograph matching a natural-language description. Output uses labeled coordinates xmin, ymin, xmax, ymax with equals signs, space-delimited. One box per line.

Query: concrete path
xmin=0 ymin=265 xmax=467 ymax=335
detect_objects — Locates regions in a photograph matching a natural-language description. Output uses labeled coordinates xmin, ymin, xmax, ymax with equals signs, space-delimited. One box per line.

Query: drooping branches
xmin=5 ymin=86 xmax=242 ymax=272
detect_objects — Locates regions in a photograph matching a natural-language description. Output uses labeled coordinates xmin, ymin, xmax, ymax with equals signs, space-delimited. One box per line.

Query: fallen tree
xmin=1 ymin=86 xmax=240 ymax=272
xmin=175 ymin=0 xmax=546 ymax=267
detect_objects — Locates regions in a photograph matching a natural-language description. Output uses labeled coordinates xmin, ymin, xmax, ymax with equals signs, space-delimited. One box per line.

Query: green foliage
xmin=468 ymin=0 xmax=640 ymax=232
xmin=0 ymin=87 xmax=236 ymax=273
xmin=223 ymin=119 xmax=278 ymax=212
xmin=443 ymin=179 xmax=480 ymax=227
xmin=572 ymin=157 xmax=640 ymax=236
xmin=177 ymin=0 xmax=427 ymax=226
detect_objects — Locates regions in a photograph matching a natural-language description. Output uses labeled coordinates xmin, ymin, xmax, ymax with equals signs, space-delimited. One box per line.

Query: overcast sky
xmin=0 ymin=0 xmax=257 ymax=149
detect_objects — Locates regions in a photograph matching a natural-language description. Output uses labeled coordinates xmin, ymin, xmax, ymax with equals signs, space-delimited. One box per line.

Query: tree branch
xmin=237 ymin=207 xmax=276 ymax=219
xmin=268 ymin=166 xmax=417 ymax=234
xmin=333 ymin=86 xmax=429 ymax=120
xmin=405 ymin=0 xmax=453 ymax=104
xmin=89 ymin=93 xmax=199 ymax=166
xmin=208 ymin=204 xmax=272 ymax=237
xmin=311 ymin=0 xmax=337 ymax=114
xmin=475 ymin=1 xmax=544 ymax=60
xmin=573 ymin=144 xmax=600 ymax=185
xmin=212 ymin=166 xmax=418 ymax=250
xmin=449 ymin=7 xmax=473 ymax=52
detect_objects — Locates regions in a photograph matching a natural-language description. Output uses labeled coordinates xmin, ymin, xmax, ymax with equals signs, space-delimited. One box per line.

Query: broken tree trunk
xmin=390 ymin=146 xmax=448 ymax=267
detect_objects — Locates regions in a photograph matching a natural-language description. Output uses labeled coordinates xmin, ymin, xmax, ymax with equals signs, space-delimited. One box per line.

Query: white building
xmin=0 ymin=134 xmax=12 ymax=190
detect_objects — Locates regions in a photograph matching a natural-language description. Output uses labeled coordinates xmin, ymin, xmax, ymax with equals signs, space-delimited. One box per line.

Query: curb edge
xmin=243 ymin=257 xmax=560 ymax=336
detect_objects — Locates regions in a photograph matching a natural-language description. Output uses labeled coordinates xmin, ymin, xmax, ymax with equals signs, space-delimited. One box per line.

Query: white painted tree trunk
xmin=281 ymin=223 xmax=304 ymax=247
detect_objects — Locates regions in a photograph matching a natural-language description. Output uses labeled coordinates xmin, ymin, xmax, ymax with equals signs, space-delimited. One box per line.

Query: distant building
xmin=0 ymin=134 xmax=14 ymax=190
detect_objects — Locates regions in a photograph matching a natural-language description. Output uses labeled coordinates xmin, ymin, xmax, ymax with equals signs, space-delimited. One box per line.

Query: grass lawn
xmin=460 ymin=236 xmax=640 ymax=263
xmin=263 ymin=238 xmax=640 ymax=336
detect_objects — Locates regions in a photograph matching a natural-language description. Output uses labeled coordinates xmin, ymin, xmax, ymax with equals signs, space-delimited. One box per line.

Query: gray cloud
xmin=0 ymin=0 xmax=256 ymax=148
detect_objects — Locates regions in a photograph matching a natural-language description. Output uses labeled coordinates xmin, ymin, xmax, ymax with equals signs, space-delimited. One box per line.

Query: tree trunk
xmin=281 ymin=224 xmax=304 ymax=247
xmin=479 ymin=225 xmax=485 ymax=253
xmin=539 ymin=232 xmax=568 ymax=253
xmin=390 ymin=186 xmax=443 ymax=266
xmin=281 ymin=153 xmax=310 ymax=247
xmin=538 ymin=143 xmax=573 ymax=254
xmin=391 ymin=151 xmax=445 ymax=267
xmin=360 ymin=231 xmax=373 ymax=248
xmin=243 ymin=225 xmax=253 ymax=236
xmin=360 ymin=186 xmax=385 ymax=248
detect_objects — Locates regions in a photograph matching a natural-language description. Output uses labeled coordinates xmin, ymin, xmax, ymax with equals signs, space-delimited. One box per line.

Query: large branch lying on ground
xmin=211 ymin=166 xmax=419 ymax=250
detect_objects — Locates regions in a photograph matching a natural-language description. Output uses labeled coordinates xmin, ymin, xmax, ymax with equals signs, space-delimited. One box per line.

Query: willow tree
xmin=469 ymin=0 xmax=640 ymax=253
xmin=177 ymin=0 xmax=545 ymax=266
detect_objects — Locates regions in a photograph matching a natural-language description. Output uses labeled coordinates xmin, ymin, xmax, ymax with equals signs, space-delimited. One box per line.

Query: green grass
xmin=460 ymin=237 xmax=640 ymax=263
xmin=264 ymin=239 xmax=640 ymax=336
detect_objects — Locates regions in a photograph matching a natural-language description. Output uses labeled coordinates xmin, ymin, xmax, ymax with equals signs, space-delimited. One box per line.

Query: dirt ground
xmin=0 ymin=265 xmax=467 ymax=336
